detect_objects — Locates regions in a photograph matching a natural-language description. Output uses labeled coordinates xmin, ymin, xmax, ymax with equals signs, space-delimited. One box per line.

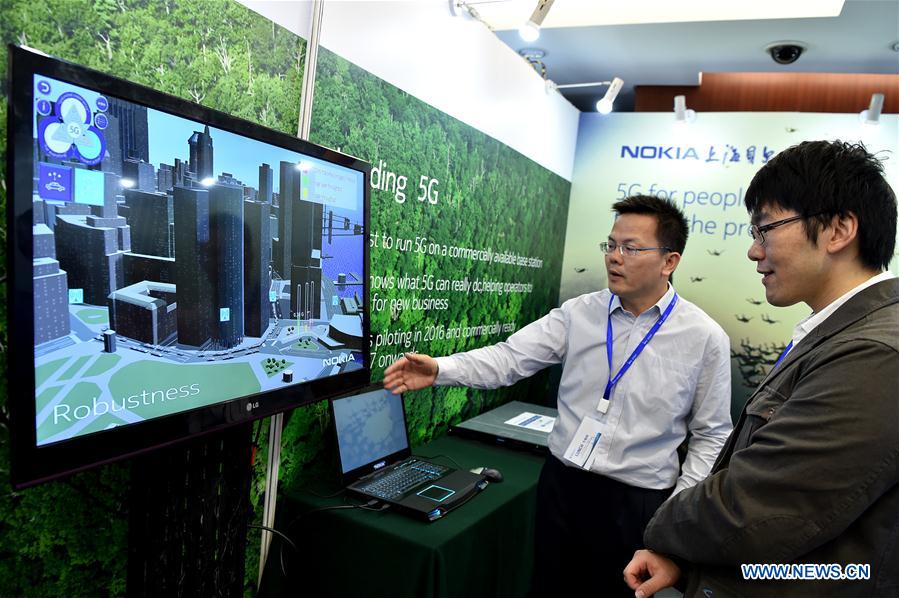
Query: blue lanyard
xmin=604 ymin=293 xmax=679 ymax=403
xmin=772 ymin=341 xmax=793 ymax=370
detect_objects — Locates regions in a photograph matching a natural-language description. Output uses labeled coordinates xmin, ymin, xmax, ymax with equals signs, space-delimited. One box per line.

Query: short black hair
xmin=745 ymin=140 xmax=897 ymax=271
xmin=612 ymin=194 xmax=689 ymax=254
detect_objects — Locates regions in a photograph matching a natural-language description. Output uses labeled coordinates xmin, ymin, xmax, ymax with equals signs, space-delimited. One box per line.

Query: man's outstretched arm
xmin=383 ymin=353 xmax=439 ymax=394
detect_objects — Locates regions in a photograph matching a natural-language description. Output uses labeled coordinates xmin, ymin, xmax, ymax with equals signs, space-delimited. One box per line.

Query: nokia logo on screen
xmin=322 ymin=353 xmax=357 ymax=367
xmin=620 ymin=145 xmax=700 ymax=160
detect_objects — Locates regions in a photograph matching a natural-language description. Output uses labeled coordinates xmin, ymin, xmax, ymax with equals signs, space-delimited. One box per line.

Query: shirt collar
xmin=610 ymin=282 xmax=676 ymax=317
xmin=794 ymin=271 xmax=895 ymax=338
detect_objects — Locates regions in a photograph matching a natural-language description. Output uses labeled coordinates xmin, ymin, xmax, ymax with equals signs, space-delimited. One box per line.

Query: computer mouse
xmin=481 ymin=467 xmax=503 ymax=483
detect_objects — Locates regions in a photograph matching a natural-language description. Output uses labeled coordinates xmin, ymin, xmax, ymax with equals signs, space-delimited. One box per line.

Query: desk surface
xmin=260 ymin=435 xmax=546 ymax=598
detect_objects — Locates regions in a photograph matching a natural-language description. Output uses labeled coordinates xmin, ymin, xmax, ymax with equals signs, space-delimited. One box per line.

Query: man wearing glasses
xmin=384 ymin=195 xmax=733 ymax=596
xmin=625 ymin=140 xmax=899 ymax=597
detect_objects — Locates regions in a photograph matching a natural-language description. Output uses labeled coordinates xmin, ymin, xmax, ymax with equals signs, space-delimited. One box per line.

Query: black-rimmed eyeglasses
xmin=749 ymin=212 xmax=824 ymax=246
xmin=599 ymin=241 xmax=673 ymax=257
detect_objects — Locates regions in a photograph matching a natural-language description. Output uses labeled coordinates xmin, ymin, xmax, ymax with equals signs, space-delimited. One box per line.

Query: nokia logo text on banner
xmin=620 ymin=145 xmax=700 ymax=160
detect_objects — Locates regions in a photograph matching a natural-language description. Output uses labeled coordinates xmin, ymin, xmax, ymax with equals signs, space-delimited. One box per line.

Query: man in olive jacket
xmin=624 ymin=140 xmax=899 ymax=597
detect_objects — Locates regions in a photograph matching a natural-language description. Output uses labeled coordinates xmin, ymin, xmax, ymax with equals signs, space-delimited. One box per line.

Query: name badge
xmin=563 ymin=417 xmax=604 ymax=469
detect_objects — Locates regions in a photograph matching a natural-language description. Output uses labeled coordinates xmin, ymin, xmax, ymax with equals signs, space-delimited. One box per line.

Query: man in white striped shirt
xmin=385 ymin=195 xmax=732 ymax=596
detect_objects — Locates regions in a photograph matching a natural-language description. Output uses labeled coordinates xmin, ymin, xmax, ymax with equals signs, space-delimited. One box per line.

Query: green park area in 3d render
xmin=76 ymin=308 xmax=109 ymax=325
xmin=262 ymin=357 xmax=292 ymax=377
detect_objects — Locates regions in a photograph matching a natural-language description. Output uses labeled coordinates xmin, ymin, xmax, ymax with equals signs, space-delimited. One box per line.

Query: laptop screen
xmin=332 ymin=387 xmax=409 ymax=475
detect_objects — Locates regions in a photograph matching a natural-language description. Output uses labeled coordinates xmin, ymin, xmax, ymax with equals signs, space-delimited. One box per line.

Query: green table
xmin=260 ymin=435 xmax=546 ymax=598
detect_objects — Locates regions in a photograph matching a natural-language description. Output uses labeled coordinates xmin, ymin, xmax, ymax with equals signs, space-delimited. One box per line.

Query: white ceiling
xmin=475 ymin=0 xmax=846 ymax=29
xmin=479 ymin=0 xmax=899 ymax=112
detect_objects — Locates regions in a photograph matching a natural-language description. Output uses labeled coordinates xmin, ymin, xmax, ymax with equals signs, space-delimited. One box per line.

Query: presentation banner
xmin=562 ymin=112 xmax=899 ymax=414
xmin=304 ymin=48 xmax=571 ymax=444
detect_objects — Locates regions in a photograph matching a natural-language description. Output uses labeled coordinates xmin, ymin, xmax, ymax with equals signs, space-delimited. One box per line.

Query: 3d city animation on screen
xmin=31 ymin=75 xmax=366 ymax=447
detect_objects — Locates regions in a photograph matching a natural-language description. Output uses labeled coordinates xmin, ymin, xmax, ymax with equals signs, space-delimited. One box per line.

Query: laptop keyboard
xmin=357 ymin=459 xmax=449 ymax=499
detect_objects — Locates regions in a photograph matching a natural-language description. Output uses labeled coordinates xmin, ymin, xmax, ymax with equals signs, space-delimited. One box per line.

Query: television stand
xmin=126 ymin=423 xmax=253 ymax=596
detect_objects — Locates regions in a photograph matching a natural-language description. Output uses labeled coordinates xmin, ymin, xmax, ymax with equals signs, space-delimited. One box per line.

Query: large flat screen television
xmin=6 ymin=45 xmax=370 ymax=488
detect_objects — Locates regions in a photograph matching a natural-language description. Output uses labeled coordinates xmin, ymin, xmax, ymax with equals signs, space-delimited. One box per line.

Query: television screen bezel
xmin=6 ymin=44 xmax=372 ymax=488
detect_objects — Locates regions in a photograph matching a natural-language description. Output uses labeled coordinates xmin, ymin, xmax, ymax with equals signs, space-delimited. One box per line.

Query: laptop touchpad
xmin=416 ymin=485 xmax=455 ymax=502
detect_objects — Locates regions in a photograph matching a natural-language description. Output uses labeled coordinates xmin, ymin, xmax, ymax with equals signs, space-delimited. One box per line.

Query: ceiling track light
xmin=448 ymin=0 xmax=498 ymax=30
xmin=519 ymin=0 xmax=554 ymax=42
xmin=546 ymin=77 xmax=624 ymax=114
xmin=674 ymin=95 xmax=696 ymax=124
xmin=860 ymin=93 xmax=885 ymax=125
xmin=596 ymin=78 xmax=623 ymax=114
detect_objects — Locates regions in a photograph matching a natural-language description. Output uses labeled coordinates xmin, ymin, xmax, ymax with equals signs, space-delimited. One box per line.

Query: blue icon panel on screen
xmin=38 ymin=162 xmax=73 ymax=202
xmin=73 ymin=168 xmax=104 ymax=206
xmin=37 ymin=90 xmax=106 ymax=166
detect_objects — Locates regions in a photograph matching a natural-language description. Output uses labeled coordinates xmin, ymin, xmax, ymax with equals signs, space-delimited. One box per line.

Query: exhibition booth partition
xmin=1 ymin=1 xmax=898 ymax=596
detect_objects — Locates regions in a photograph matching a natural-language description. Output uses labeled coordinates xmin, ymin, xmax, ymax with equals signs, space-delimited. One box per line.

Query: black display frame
xmin=6 ymin=44 xmax=371 ymax=488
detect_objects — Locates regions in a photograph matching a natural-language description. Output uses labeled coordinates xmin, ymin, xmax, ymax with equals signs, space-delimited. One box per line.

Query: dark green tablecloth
xmin=259 ymin=434 xmax=546 ymax=598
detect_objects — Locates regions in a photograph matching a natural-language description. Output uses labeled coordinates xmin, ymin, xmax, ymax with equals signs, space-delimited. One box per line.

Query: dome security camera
xmin=766 ymin=42 xmax=806 ymax=65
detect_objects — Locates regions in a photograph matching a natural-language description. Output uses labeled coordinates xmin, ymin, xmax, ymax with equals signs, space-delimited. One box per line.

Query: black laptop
xmin=330 ymin=385 xmax=488 ymax=522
